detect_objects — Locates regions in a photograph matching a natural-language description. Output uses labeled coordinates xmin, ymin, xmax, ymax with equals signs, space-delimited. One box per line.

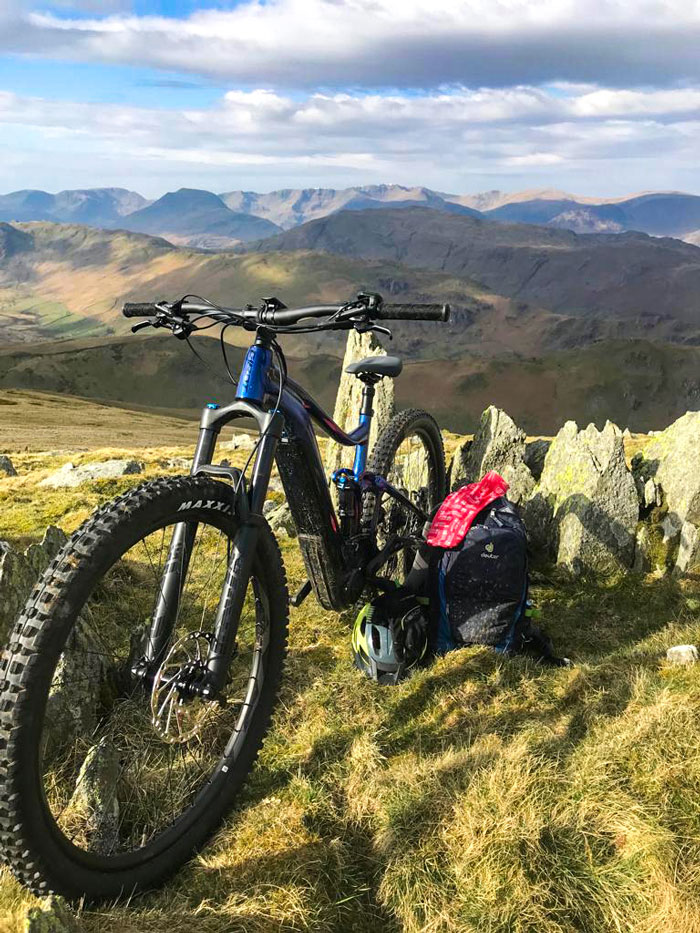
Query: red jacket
xmin=426 ymin=471 xmax=510 ymax=548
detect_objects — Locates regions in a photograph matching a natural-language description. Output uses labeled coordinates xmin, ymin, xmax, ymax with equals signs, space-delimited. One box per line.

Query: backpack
xmin=429 ymin=495 xmax=530 ymax=654
xmin=405 ymin=474 xmax=569 ymax=665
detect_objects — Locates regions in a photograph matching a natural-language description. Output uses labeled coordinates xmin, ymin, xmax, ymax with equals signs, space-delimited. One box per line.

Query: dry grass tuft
xmin=1 ymin=436 xmax=700 ymax=931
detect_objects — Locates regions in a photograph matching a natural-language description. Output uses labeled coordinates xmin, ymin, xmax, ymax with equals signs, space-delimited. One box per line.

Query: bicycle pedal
xmin=291 ymin=579 xmax=312 ymax=608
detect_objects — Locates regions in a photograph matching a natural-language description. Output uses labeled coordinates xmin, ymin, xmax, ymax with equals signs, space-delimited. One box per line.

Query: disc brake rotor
xmin=150 ymin=631 xmax=218 ymax=745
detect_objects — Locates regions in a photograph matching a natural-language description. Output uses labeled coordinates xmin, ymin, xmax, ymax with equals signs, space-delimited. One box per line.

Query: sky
xmin=1 ymin=0 xmax=699 ymax=198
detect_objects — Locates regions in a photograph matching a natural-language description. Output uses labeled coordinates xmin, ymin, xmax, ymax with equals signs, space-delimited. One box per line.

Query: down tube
xmin=274 ymin=387 xmax=349 ymax=611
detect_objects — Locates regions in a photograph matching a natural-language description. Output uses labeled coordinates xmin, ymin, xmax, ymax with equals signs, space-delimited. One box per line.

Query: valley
xmin=1 ymin=199 xmax=699 ymax=434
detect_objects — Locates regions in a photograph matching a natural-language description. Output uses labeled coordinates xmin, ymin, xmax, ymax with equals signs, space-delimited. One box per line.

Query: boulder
xmin=666 ymin=644 xmax=699 ymax=666
xmin=633 ymin=519 xmax=678 ymax=575
xmin=326 ymin=330 xmax=394 ymax=474
xmin=632 ymin=411 xmax=700 ymax=575
xmin=159 ymin=456 xmax=192 ymax=472
xmin=45 ymin=616 xmax=110 ymax=751
xmin=449 ymin=406 xmax=535 ymax=504
xmin=220 ymin=432 xmax=257 ymax=451
xmin=0 ymin=525 xmax=67 ymax=642
xmin=67 ymin=737 xmax=120 ymax=856
xmin=0 ymin=454 xmax=17 ymax=476
xmin=266 ymin=501 xmax=296 ymax=538
xmin=39 ymin=459 xmax=144 ymax=488
xmin=523 ymin=420 xmax=639 ymax=575
xmin=23 ymin=896 xmax=80 ymax=933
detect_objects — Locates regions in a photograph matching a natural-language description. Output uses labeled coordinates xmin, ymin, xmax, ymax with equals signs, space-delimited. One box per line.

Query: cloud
xmin=2 ymin=0 xmax=700 ymax=90
xmin=0 ymin=84 xmax=698 ymax=195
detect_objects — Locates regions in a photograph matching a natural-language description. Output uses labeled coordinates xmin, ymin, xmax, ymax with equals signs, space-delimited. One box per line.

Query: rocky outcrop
xmin=631 ymin=412 xmax=700 ymax=575
xmin=524 ymin=421 xmax=639 ymax=575
xmin=45 ymin=616 xmax=110 ymax=751
xmin=40 ymin=459 xmax=144 ymax=488
xmin=449 ymin=405 xmax=535 ymax=504
xmin=326 ymin=330 xmax=395 ymax=473
xmin=0 ymin=525 xmax=67 ymax=642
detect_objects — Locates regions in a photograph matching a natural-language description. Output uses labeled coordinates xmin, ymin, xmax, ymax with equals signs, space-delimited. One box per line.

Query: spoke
xmin=40 ymin=518 xmax=270 ymax=857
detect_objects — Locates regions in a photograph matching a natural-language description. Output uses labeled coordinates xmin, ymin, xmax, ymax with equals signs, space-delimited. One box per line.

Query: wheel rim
xmin=36 ymin=516 xmax=270 ymax=861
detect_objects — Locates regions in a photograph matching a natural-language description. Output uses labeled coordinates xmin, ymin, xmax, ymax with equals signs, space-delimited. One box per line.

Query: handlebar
xmin=376 ymin=303 xmax=450 ymax=322
xmin=122 ymin=296 xmax=451 ymax=329
xmin=123 ymin=302 xmax=163 ymax=318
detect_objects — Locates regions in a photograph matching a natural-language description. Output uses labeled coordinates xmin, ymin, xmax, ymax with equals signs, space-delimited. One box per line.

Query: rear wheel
xmin=365 ymin=409 xmax=446 ymax=579
xmin=0 ymin=475 xmax=288 ymax=901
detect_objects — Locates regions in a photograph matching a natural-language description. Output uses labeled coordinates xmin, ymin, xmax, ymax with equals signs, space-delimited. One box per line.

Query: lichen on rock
xmin=67 ymin=736 xmax=121 ymax=856
xmin=632 ymin=411 xmax=700 ymax=576
xmin=523 ymin=420 xmax=639 ymax=575
xmin=23 ymin=895 xmax=80 ymax=932
xmin=0 ymin=524 xmax=67 ymax=643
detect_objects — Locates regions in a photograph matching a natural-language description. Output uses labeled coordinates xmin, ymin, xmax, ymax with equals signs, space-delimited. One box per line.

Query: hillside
xmin=0 ymin=388 xmax=196 ymax=450
xmin=1 ymin=333 xmax=699 ymax=434
xmin=0 ymin=221 xmax=559 ymax=354
xmin=1 ymin=410 xmax=700 ymax=931
xmin=485 ymin=192 xmax=700 ymax=237
xmin=252 ymin=207 xmax=700 ymax=332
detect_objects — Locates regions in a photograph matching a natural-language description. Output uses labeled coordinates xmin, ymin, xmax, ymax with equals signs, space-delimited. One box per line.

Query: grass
xmin=1 ymin=426 xmax=700 ymax=931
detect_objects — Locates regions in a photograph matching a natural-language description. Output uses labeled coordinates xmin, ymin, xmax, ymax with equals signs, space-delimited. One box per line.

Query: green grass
xmin=1 ymin=446 xmax=700 ymax=931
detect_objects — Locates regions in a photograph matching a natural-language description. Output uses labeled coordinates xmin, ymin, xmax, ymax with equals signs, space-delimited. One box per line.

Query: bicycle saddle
xmin=345 ymin=355 xmax=403 ymax=378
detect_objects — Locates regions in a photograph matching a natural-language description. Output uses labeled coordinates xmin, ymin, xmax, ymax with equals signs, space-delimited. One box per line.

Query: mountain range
xmin=1 ymin=203 xmax=700 ymax=432
xmin=1 ymin=184 xmax=700 ymax=248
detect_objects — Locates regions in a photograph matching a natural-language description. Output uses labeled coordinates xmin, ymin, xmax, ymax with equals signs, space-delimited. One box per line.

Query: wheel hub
xmin=150 ymin=631 xmax=219 ymax=744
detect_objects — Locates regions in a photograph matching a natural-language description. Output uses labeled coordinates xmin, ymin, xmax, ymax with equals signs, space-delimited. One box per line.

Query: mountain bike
xmin=0 ymin=291 xmax=448 ymax=901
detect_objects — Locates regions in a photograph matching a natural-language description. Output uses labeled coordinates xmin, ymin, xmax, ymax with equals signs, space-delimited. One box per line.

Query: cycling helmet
xmin=351 ymin=588 xmax=428 ymax=685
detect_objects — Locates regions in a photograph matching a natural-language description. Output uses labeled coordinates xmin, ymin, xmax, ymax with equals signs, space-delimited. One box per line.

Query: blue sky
xmin=1 ymin=1 xmax=699 ymax=197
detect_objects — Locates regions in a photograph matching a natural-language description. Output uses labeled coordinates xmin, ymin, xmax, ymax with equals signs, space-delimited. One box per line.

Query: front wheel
xmin=0 ymin=475 xmax=289 ymax=901
xmin=365 ymin=408 xmax=446 ymax=579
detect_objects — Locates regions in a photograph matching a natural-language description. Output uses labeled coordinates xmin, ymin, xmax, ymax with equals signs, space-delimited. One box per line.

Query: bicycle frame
xmin=141 ymin=328 xmax=377 ymax=695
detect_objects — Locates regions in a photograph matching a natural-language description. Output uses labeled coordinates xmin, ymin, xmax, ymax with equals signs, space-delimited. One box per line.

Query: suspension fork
xmin=202 ymin=417 xmax=281 ymax=695
xmin=139 ymin=402 xmax=283 ymax=696
xmin=140 ymin=426 xmax=217 ymax=671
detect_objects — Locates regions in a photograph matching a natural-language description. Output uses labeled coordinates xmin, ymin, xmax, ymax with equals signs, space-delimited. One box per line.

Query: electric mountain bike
xmin=0 ymin=291 xmax=449 ymax=900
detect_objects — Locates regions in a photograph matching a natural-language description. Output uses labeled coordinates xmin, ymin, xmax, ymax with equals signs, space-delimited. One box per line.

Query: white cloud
xmin=1 ymin=84 xmax=699 ymax=195
xmin=2 ymin=0 xmax=699 ymax=89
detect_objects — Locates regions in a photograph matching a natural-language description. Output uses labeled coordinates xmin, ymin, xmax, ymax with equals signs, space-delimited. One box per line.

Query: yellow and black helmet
xmin=352 ymin=587 xmax=429 ymax=685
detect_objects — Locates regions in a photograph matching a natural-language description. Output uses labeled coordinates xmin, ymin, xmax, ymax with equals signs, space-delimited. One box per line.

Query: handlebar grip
xmin=122 ymin=302 xmax=160 ymax=318
xmin=376 ymin=303 xmax=450 ymax=322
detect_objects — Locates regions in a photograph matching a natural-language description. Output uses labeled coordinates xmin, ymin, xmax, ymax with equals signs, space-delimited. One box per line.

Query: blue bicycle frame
xmin=143 ymin=331 xmax=377 ymax=693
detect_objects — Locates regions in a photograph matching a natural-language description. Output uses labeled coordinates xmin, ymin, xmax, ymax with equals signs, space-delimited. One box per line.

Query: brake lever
xmin=131 ymin=320 xmax=153 ymax=334
xmin=354 ymin=321 xmax=393 ymax=340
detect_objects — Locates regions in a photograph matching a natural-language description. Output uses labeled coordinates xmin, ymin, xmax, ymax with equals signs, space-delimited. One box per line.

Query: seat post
xmin=353 ymin=373 xmax=380 ymax=476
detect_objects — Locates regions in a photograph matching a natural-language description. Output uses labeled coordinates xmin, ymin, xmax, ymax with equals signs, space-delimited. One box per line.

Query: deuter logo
xmin=481 ymin=541 xmax=499 ymax=560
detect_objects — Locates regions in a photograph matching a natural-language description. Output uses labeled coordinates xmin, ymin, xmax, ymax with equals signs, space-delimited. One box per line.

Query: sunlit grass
xmin=1 ymin=443 xmax=700 ymax=931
